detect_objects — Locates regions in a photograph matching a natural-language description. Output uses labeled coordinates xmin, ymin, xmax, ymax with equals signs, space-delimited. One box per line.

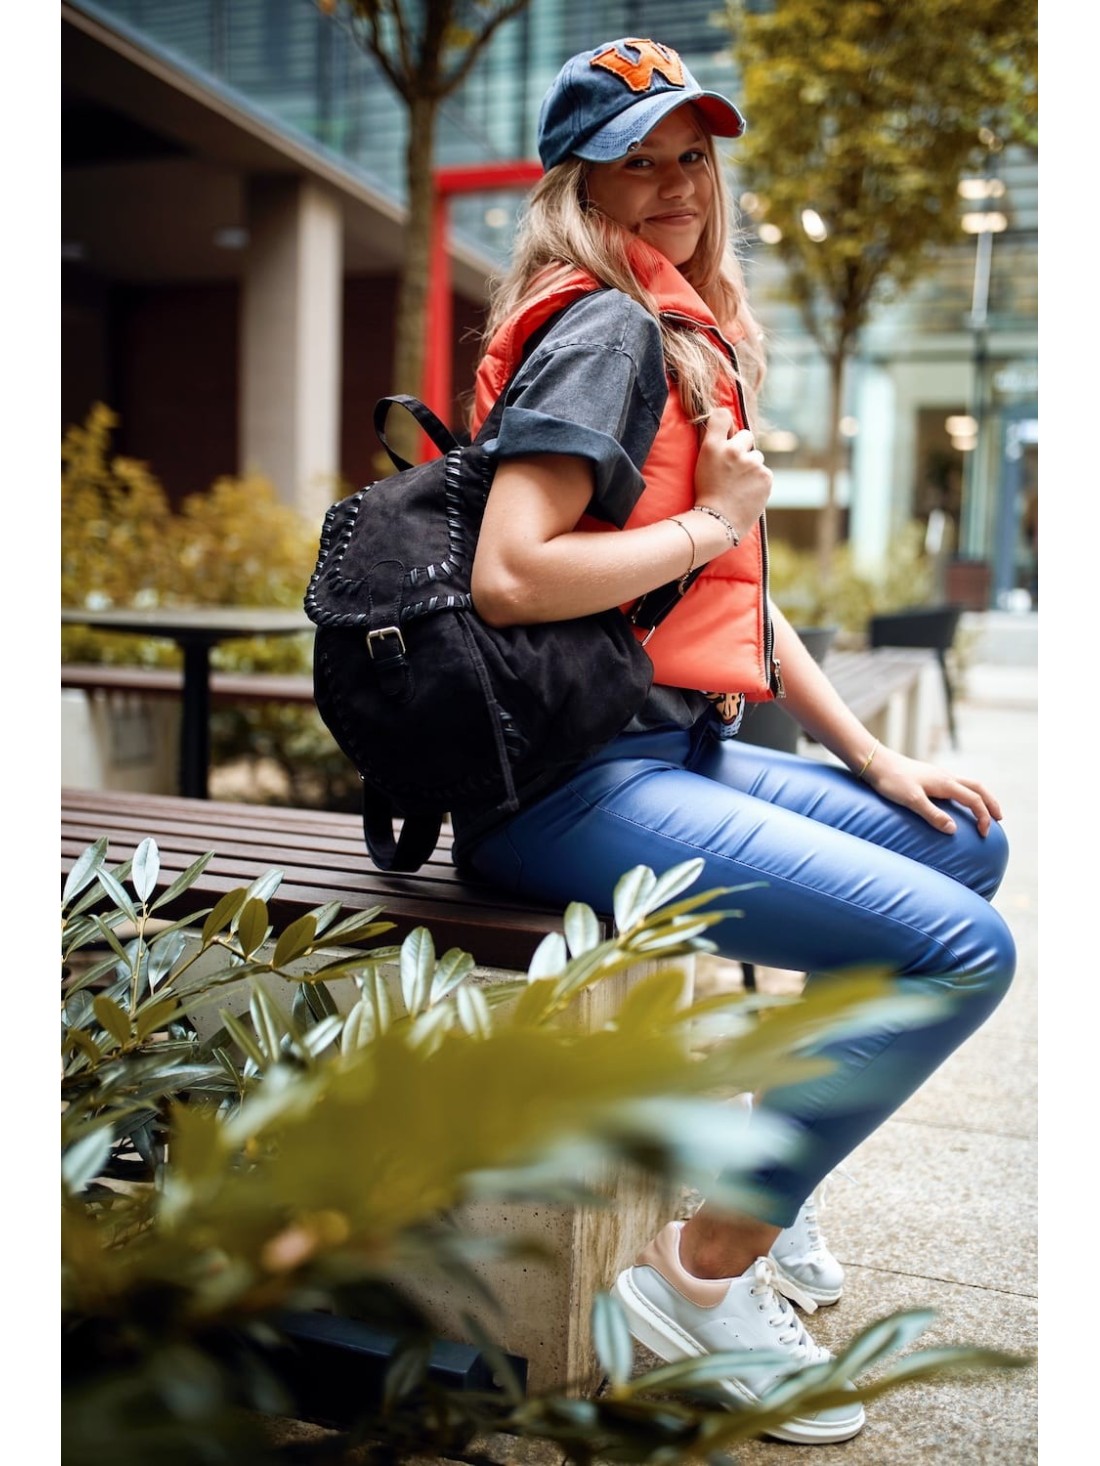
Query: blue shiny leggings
xmin=463 ymin=721 xmax=1016 ymax=1226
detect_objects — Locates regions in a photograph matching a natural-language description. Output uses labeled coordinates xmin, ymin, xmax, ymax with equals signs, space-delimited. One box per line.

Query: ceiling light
xmin=960 ymin=211 xmax=1007 ymax=234
xmin=213 ymin=226 xmax=250 ymax=250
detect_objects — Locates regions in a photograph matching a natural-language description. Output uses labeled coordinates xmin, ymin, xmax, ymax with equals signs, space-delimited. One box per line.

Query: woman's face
xmin=585 ymin=107 xmax=714 ymax=268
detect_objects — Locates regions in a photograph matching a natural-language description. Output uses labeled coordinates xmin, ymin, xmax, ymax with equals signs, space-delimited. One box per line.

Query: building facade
xmin=62 ymin=0 xmax=1037 ymax=606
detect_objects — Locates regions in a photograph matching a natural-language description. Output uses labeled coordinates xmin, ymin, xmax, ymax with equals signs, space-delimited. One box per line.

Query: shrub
xmin=61 ymin=841 xmax=1029 ymax=1462
xmin=61 ymin=405 xmax=352 ymax=804
xmin=768 ymin=522 xmax=936 ymax=637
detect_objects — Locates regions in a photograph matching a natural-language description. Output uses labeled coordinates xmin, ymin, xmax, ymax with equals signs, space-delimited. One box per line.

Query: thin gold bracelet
xmin=856 ymin=739 xmax=880 ymax=780
xmin=667 ymin=516 xmax=697 ymax=575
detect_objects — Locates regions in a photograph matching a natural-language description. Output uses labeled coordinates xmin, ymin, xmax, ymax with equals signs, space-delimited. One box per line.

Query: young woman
xmin=456 ymin=38 xmax=1015 ymax=1444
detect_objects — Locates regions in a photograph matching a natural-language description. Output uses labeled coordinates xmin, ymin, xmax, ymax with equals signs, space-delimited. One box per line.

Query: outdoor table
xmin=61 ymin=606 xmax=313 ymax=799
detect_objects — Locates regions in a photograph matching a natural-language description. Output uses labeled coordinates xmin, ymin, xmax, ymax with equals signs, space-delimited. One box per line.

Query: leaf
xmin=148 ymin=930 xmax=189 ymax=986
xmin=612 ymin=865 xmax=657 ymax=933
xmin=364 ymin=970 xmax=392 ymax=1036
xmin=458 ymin=1312 xmax=526 ymax=1406
xmin=62 ymin=1027 xmax=102 ymax=1065
xmin=430 ymin=948 xmax=476 ymax=1003
xmin=315 ymin=905 xmax=393 ymax=944
xmin=613 ymin=966 xmax=693 ymax=1033
xmin=400 ymin=928 xmax=434 ymax=1017
xmin=297 ymin=1014 xmax=343 ymax=1058
xmin=455 ymin=983 xmax=491 ymax=1038
xmin=92 ymin=994 xmax=131 ymax=1048
xmin=634 ymin=858 xmax=707 ymax=919
xmin=218 ymin=1008 xmax=269 ymax=1070
xmin=135 ymin=994 xmax=186 ymax=1041
xmin=131 ymin=837 xmax=160 ymax=903
xmin=243 ymin=869 xmax=284 ymax=906
xmin=152 ymin=850 xmax=215 ymax=913
xmin=382 ymin=1339 xmax=431 ymax=1410
xmin=237 ymin=898 xmax=270 ymax=958
xmin=95 ymin=864 xmax=137 ymax=922
xmin=249 ymin=985 xmax=287 ymax=1063
xmin=563 ymin=901 xmax=602 ymax=957
xmin=293 ymin=978 xmax=339 ymax=1024
xmin=527 ymin=931 xmax=567 ymax=979
xmin=340 ymin=1000 xmax=374 ymax=1054
xmin=591 ymin=1290 xmax=635 ymax=1388
xmin=202 ymin=889 xmax=247 ymax=944
xmin=61 ymin=1128 xmax=114 ymax=1192
xmin=407 ymin=1004 xmax=454 ymax=1052
xmin=273 ymin=913 xmax=318 ymax=968
xmin=62 ymin=838 xmax=106 ymax=907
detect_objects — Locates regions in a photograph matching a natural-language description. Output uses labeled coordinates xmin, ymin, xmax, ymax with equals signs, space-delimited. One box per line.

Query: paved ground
xmin=715 ymin=650 xmax=1039 ymax=1464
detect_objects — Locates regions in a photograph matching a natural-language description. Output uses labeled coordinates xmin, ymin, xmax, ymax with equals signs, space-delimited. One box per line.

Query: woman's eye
xmin=682 ymin=150 xmax=706 ymax=165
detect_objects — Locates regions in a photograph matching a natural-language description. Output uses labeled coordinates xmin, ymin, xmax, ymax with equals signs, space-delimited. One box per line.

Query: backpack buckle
xmin=366 ymin=626 xmax=406 ymax=659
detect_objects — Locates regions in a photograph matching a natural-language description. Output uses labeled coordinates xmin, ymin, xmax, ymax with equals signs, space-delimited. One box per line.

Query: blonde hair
xmin=480 ymin=121 xmax=766 ymax=424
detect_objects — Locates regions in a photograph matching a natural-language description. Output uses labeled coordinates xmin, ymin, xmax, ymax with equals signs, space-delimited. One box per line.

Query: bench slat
xmin=61 ymin=664 xmax=315 ymax=703
xmin=62 ymin=788 xmax=575 ymax=971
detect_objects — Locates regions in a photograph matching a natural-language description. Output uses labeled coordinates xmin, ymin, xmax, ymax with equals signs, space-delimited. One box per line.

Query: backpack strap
xmin=374 ymin=395 xmax=469 ymax=473
xmin=360 ymin=790 xmax=443 ymax=875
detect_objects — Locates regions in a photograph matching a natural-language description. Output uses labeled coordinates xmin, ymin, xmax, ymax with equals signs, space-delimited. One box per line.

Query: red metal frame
xmin=421 ymin=160 xmax=542 ymax=456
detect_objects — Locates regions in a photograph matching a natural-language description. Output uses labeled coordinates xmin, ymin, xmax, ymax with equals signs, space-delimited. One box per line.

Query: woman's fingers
xmin=867 ymin=753 xmax=1002 ymax=837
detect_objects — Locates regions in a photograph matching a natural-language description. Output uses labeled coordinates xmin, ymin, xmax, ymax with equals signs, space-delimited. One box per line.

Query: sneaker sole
xmin=769 ymin=1256 xmax=843 ymax=1306
xmin=613 ymin=1270 xmax=864 ymax=1445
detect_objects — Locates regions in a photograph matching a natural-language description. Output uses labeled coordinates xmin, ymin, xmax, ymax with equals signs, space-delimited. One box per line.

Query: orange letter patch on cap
xmin=590 ymin=39 xmax=685 ymax=93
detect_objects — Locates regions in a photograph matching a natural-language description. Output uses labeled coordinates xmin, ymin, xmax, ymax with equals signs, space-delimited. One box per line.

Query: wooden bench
xmin=61 ymin=647 xmax=940 ymax=755
xmin=61 ymin=785 xmax=577 ymax=973
xmin=60 ymin=663 xmax=315 ymax=707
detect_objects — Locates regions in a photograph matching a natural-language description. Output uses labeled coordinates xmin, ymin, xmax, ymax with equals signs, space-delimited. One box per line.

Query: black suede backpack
xmin=304 ymin=362 xmax=702 ymax=874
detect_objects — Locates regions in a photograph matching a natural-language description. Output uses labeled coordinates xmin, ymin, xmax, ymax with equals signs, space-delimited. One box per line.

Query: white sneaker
xmin=614 ymin=1221 xmax=864 ymax=1444
xmin=770 ymin=1193 xmax=845 ymax=1306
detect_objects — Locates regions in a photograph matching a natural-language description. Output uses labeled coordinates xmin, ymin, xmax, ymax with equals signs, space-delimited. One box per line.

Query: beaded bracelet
xmin=691 ymin=503 xmax=741 ymax=547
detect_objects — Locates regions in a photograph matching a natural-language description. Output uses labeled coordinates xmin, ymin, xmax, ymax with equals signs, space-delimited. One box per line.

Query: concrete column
xmin=240 ymin=177 xmax=343 ymax=523
xmin=849 ymin=363 xmax=896 ymax=577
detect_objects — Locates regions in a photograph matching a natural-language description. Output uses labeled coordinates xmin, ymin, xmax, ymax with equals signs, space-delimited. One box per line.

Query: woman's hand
xmin=862 ymin=744 xmax=1004 ymax=837
xmin=694 ymin=408 xmax=772 ymax=540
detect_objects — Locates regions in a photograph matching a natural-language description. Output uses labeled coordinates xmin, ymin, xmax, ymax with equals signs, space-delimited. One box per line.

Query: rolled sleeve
xmin=486 ymin=292 xmax=668 ymax=527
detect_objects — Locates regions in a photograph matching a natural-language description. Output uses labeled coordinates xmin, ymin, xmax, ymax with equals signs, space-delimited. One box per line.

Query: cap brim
xmin=572 ymin=88 xmax=745 ymax=162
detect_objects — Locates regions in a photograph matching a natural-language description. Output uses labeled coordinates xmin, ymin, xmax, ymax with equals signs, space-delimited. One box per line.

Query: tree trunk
xmin=389 ymin=94 xmax=439 ymax=469
xmin=816 ymin=347 xmax=847 ymax=574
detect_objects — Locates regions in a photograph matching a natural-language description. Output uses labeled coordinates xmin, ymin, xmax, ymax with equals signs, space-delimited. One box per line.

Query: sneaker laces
xmin=802 ymin=1164 xmax=856 ymax=1255
xmin=800 ymin=1194 xmax=825 ymax=1254
xmin=749 ymin=1255 xmax=822 ymax=1350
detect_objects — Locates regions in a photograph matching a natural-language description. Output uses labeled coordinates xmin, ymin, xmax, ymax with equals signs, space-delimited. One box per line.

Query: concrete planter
xmin=61 ymin=689 xmax=180 ymax=794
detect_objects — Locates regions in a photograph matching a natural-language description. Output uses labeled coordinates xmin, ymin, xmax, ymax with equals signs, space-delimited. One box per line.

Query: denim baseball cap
xmin=538 ymin=38 xmax=746 ymax=171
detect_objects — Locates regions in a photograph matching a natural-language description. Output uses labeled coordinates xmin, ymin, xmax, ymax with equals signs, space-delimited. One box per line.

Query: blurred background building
xmin=61 ymin=0 xmax=1037 ymax=608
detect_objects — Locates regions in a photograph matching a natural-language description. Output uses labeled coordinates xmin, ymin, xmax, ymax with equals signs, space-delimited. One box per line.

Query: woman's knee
xmin=969 ymin=815 xmax=1011 ymax=900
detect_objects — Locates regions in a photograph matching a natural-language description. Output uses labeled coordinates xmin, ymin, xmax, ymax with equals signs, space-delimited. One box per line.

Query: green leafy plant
xmin=62 ymin=842 xmax=1029 ymax=1463
xmin=769 ymin=521 xmax=936 ymax=636
xmin=61 ymin=403 xmax=354 ymax=805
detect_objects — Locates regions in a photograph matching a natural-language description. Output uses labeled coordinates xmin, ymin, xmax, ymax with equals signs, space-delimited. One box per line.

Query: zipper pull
xmin=771 ymin=656 xmax=785 ymax=699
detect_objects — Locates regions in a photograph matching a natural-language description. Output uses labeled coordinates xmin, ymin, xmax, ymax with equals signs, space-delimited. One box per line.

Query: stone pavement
xmin=721 ymin=628 xmax=1039 ymax=1464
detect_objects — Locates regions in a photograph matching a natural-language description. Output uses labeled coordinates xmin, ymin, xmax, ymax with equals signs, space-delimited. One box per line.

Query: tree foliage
xmin=316 ymin=1 xmax=533 ymax=465
xmin=723 ymin=0 xmax=1038 ymax=562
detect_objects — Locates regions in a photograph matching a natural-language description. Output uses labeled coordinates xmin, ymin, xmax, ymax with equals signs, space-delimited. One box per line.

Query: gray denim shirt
xmin=481 ymin=287 xmax=711 ymax=735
